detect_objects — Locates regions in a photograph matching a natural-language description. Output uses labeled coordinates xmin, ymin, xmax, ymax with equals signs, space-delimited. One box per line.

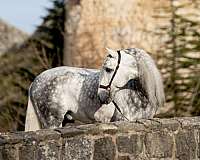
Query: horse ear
xmin=106 ymin=48 xmax=116 ymax=54
xmin=137 ymin=50 xmax=165 ymax=115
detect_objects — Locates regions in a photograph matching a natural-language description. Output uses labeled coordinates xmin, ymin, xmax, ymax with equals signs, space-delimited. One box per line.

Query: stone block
xmin=36 ymin=129 xmax=61 ymax=141
xmin=175 ymin=131 xmax=196 ymax=160
xmin=64 ymin=136 xmax=93 ymax=160
xmin=0 ymin=145 xmax=18 ymax=160
xmin=0 ymin=132 xmax=26 ymax=145
xmin=19 ymin=140 xmax=38 ymax=160
xmin=93 ymin=137 xmax=116 ymax=160
xmin=145 ymin=131 xmax=173 ymax=158
xmin=38 ymin=140 xmax=61 ymax=160
xmin=116 ymin=134 xmax=143 ymax=156
xmin=55 ymin=127 xmax=86 ymax=138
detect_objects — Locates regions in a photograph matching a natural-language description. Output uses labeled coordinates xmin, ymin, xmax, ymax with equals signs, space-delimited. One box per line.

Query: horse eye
xmin=105 ymin=67 xmax=113 ymax=73
xmin=107 ymin=54 xmax=113 ymax=58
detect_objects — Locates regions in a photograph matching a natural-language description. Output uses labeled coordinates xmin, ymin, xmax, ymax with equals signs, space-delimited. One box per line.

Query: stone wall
xmin=1 ymin=117 xmax=200 ymax=160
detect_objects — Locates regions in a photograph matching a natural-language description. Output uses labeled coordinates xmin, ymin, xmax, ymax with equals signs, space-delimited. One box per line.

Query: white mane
xmin=126 ymin=48 xmax=165 ymax=112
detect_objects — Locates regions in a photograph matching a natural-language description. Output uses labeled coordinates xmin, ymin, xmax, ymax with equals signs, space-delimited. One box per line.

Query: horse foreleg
xmin=25 ymin=96 xmax=41 ymax=131
xmin=94 ymin=103 xmax=115 ymax=123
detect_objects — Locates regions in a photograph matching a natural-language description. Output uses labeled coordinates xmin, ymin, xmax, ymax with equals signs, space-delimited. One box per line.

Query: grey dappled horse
xmin=25 ymin=48 xmax=165 ymax=131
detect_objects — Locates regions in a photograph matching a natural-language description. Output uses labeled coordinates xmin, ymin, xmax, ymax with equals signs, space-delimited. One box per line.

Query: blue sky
xmin=0 ymin=0 xmax=53 ymax=34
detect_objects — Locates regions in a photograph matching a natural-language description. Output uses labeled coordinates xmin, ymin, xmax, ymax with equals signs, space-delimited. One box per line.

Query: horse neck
xmin=78 ymin=72 xmax=100 ymax=103
xmin=77 ymin=72 xmax=102 ymax=120
xmin=114 ymin=89 xmax=149 ymax=119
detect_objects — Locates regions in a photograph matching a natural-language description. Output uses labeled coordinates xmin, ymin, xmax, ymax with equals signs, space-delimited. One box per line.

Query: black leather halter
xmin=99 ymin=50 xmax=121 ymax=90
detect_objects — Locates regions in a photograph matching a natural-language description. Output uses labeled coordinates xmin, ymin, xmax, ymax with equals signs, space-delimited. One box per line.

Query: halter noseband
xmin=99 ymin=50 xmax=121 ymax=91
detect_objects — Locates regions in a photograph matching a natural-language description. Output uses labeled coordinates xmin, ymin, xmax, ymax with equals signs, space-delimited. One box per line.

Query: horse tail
xmin=25 ymin=84 xmax=41 ymax=131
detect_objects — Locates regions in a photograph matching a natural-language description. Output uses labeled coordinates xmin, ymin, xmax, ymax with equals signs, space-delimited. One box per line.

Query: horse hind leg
xmin=25 ymin=96 xmax=41 ymax=131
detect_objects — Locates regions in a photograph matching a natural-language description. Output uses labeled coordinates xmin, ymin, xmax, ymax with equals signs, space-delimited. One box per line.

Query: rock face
xmin=0 ymin=18 xmax=28 ymax=55
xmin=1 ymin=117 xmax=200 ymax=159
xmin=64 ymin=0 xmax=171 ymax=67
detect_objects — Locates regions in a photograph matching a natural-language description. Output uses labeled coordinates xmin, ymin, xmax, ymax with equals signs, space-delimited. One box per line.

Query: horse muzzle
xmin=97 ymin=89 xmax=111 ymax=104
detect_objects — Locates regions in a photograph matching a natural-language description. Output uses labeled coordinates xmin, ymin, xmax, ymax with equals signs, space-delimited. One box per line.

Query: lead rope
xmin=112 ymin=100 xmax=129 ymax=121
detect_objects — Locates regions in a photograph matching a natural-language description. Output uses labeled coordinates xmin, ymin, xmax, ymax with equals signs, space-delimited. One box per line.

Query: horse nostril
xmin=98 ymin=90 xmax=110 ymax=104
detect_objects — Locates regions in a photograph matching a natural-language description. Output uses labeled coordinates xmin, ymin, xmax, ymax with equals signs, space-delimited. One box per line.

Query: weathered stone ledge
xmin=1 ymin=117 xmax=200 ymax=160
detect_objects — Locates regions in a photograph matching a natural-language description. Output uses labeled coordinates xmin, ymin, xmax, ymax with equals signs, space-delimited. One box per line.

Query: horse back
xmin=28 ymin=66 xmax=99 ymax=128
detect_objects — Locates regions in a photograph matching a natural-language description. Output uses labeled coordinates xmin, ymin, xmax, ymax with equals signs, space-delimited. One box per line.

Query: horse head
xmin=98 ymin=48 xmax=165 ymax=113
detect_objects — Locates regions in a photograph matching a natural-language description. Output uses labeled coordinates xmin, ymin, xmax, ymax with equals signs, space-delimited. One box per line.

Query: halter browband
xmin=99 ymin=50 xmax=121 ymax=90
